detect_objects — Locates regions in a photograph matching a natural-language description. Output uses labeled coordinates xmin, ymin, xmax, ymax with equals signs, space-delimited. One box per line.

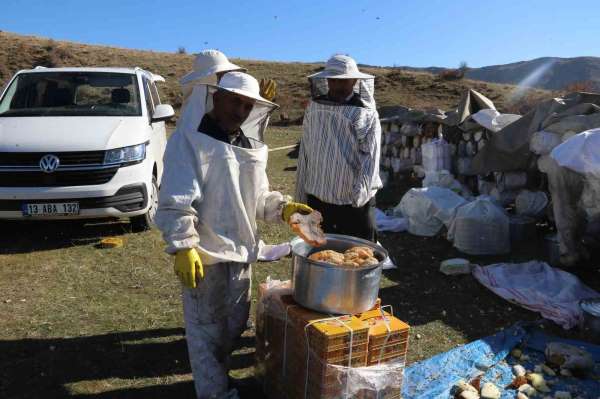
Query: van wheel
xmin=130 ymin=176 xmax=158 ymax=232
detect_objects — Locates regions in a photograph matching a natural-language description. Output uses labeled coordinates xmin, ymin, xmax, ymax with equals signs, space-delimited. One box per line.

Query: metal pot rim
xmin=290 ymin=233 xmax=388 ymax=270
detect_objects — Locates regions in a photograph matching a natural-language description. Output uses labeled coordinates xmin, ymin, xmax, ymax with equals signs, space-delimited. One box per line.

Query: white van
xmin=0 ymin=67 xmax=174 ymax=230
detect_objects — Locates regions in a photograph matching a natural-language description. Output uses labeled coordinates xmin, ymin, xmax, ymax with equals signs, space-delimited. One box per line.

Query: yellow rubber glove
xmin=282 ymin=202 xmax=313 ymax=223
xmin=174 ymin=248 xmax=204 ymax=288
xmin=259 ymin=78 xmax=277 ymax=101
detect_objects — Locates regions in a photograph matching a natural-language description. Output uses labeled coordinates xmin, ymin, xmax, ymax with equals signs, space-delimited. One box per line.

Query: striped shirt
xmin=295 ymin=100 xmax=382 ymax=207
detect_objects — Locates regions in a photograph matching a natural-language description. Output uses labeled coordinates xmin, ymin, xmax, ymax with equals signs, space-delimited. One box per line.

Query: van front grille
xmin=0 ymin=151 xmax=106 ymax=166
xmin=0 ymin=168 xmax=118 ymax=187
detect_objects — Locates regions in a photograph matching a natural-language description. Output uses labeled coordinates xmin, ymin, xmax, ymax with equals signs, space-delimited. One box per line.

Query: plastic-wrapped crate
xmin=256 ymin=280 xmax=406 ymax=399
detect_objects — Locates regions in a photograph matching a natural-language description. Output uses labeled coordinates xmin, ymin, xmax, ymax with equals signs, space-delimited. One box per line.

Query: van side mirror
xmin=151 ymin=104 xmax=175 ymax=123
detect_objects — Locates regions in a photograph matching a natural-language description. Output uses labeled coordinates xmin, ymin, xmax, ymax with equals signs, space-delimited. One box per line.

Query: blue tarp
xmin=402 ymin=324 xmax=600 ymax=399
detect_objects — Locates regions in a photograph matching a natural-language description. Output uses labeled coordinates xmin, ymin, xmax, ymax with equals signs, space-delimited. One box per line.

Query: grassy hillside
xmin=0 ymin=31 xmax=550 ymax=122
xmin=465 ymin=56 xmax=600 ymax=90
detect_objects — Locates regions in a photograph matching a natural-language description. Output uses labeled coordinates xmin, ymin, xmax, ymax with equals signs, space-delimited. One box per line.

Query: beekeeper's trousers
xmin=182 ymin=262 xmax=251 ymax=399
xmin=307 ymin=194 xmax=378 ymax=242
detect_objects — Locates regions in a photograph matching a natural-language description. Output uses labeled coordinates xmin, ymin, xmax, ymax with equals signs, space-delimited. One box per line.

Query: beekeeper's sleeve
xmin=352 ymin=110 xmax=382 ymax=207
xmin=155 ymin=132 xmax=203 ymax=254
xmin=294 ymin=112 xmax=309 ymax=204
xmin=255 ymin=169 xmax=289 ymax=223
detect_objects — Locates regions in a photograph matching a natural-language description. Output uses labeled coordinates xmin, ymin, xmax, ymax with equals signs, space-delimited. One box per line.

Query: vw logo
xmin=39 ymin=154 xmax=60 ymax=173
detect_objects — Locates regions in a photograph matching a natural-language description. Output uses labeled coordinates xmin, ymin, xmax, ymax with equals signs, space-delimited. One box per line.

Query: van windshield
xmin=0 ymin=71 xmax=142 ymax=117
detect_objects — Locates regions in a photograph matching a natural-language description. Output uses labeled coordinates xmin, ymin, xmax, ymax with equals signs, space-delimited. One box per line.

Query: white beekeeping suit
xmin=155 ymin=72 xmax=286 ymax=399
xmin=178 ymin=50 xmax=245 ymax=132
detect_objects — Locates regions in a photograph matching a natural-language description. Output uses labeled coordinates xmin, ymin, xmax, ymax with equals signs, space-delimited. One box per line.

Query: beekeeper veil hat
xmin=204 ymin=71 xmax=279 ymax=142
xmin=180 ymin=50 xmax=246 ymax=101
xmin=308 ymin=54 xmax=376 ymax=109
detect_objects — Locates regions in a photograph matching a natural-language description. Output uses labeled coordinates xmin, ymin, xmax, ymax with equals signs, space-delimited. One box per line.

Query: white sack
xmin=375 ymin=208 xmax=408 ymax=233
xmin=422 ymin=139 xmax=451 ymax=172
xmin=515 ymin=190 xmax=549 ymax=218
xmin=423 ymin=170 xmax=472 ymax=199
xmin=448 ymin=196 xmax=510 ymax=255
xmin=397 ymin=187 xmax=467 ymax=237
xmin=550 ymin=128 xmax=600 ymax=177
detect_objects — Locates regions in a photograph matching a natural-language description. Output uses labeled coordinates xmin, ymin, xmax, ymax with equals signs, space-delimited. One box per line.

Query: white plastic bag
xmin=515 ymin=190 xmax=549 ymax=218
xmin=397 ymin=187 xmax=467 ymax=237
xmin=449 ymin=196 xmax=510 ymax=255
xmin=423 ymin=171 xmax=473 ymax=199
xmin=550 ymin=128 xmax=600 ymax=177
xmin=413 ymin=164 xmax=426 ymax=178
xmin=375 ymin=208 xmax=408 ymax=232
xmin=422 ymin=139 xmax=451 ymax=172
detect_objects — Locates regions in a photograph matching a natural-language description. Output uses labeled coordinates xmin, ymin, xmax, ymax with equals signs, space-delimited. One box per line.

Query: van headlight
xmin=104 ymin=143 xmax=146 ymax=165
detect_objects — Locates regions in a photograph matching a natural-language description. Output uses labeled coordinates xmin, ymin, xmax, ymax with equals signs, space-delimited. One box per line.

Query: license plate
xmin=22 ymin=202 xmax=80 ymax=216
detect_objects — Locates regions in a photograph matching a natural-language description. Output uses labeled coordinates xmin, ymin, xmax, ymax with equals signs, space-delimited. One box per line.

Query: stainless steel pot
xmin=290 ymin=234 xmax=388 ymax=315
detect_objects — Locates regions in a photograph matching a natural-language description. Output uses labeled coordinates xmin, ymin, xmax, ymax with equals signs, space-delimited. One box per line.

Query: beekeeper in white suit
xmin=155 ymin=71 xmax=310 ymax=399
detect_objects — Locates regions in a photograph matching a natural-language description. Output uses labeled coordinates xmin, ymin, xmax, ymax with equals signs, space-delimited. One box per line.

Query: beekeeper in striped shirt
xmin=295 ymin=54 xmax=382 ymax=242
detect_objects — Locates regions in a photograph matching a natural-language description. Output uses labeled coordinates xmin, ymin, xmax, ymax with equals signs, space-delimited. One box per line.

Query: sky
xmin=1 ymin=0 xmax=599 ymax=68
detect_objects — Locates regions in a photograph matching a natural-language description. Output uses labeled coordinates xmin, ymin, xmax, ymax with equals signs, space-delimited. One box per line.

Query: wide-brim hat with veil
xmin=307 ymin=55 xmax=376 ymax=109
xmin=307 ymin=54 xmax=374 ymax=80
xmin=180 ymin=49 xmax=246 ymax=86
xmin=204 ymin=71 xmax=279 ymax=143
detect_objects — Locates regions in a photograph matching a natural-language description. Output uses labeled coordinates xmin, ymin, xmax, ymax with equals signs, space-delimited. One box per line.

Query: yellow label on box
xmin=312 ymin=316 xmax=368 ymax=337
xmin=358 ymin=310 xmax=410 ymax=337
